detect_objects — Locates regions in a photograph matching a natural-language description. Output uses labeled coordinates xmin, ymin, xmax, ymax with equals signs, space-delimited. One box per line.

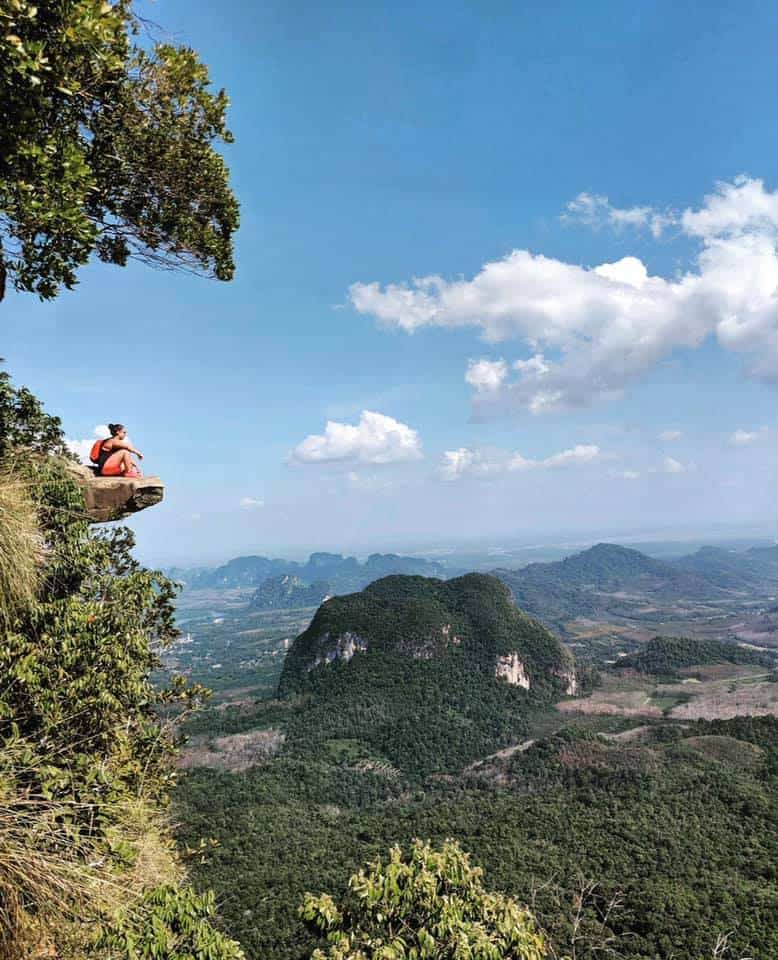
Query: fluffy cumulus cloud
xmin=65 ymin=424 xmax=109 ymax=463
xmin=350 ymin=176 xmax=778 ymax=415
xmin=291 ymin=410 xmax=423 ymax=465
xmin=465 ymin=358 xmax=508 ymax=392
xmin=239 ymin=496 xmax=264 ymax=510
xmin=730 ymin=426 xmax=768 ymax=446
xmin=660 ymin=430 xmax=682 ymax=441
xmin=440 ymin=443 xmax=602 ymax=481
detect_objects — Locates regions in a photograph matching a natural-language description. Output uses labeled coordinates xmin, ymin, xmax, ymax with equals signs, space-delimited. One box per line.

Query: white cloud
xmin=563 ymin=192 xmax=673 ymax=238
xmin=730 ymin=426 xmax=768 ymax=446
xmin=441 ymin=443 xmax=602 ymax=480
xmin=65 ymin=424 xmax=109 ymax=463
xmin=660 ymin=430 xmax=682 ymax=441
xmin=465 ymin=358 xmax=508 ymax=392
xmin=239 ymin=497 xmax=264 ymax=510
xmin=540 ymin=444 xmax=601 ymax=469
xmin=291 ymin=410 xmax=423 ymax=465
xmin=350 ymin=177 xmax=778 ymax=415
xmin=663 ymin=457 xmax=686 ymax=474
xmin=681 ymin=176 xmax=778 ymax=239
xmin=513 ymin=353 xmax=550 ymax=376
xmin=439 ymin=448 xmax=507 ymax=481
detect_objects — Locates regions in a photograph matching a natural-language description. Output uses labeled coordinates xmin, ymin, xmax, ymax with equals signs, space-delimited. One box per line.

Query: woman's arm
xmin=107 ymin=439 xmax=144 ymax=459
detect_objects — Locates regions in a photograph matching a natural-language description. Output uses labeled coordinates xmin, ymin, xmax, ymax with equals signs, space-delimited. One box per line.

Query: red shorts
xmin=100 ymin=452 xmax=140 ymax=478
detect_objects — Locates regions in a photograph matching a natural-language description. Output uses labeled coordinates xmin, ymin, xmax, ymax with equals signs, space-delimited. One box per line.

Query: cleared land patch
xmin=177 ymin=728 xmax=285 ymax=772
xmin=559 ymin=664 xmax=778 ymax=722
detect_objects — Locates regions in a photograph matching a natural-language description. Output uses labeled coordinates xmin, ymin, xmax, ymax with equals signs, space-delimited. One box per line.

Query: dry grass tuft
xmin=0 ymin=465 xmax=42 ymax=626
xmin=0 ymin=769 xmax=183 ymax=959
xmin=0 ymin=786 xmax=108 ymax=959
xmin=107 ymin=798 xmax=184 ymax=899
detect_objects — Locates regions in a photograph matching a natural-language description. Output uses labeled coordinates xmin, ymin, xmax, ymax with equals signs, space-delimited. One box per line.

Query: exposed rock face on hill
xmin=495 ymin=653 xmax=530 ymax=689
xmin=278 ymin=572 xmax=576 ymax=698
xmin=65 ymin=462 xmax=164 ymax=522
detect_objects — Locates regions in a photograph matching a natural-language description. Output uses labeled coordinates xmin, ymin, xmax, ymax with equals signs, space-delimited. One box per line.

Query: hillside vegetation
xmin=0 ymin=372 xmax=247 ymax=957
xmin=178 ymin=715 xmax=778 ymax=960
xmin=616 ymin=635 xmax=775 ymax=675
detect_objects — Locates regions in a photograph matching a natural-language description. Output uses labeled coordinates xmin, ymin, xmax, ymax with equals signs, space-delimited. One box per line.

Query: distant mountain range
xmin=168 ymin=551 xmax=453 ymax=606
xmin=168 ymin=540 xmax=778 ymax=619
xmin=493 ymin=542 xmax=778 ymax=630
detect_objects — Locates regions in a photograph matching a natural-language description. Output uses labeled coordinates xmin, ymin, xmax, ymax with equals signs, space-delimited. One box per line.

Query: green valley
xmin=170 ymin=566 xmax=778 ymax=960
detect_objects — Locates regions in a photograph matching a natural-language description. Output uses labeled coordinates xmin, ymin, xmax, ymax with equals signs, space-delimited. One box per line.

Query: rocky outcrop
xmin=557 ymin=667 xmax=578 ymax=695
xmin=65 ymin=462 xmax=164 ymax=523
xmin=312 ymin=631 xmax=367 ymax=668
xmin=495 ymin=653 xmax=530 ymax=689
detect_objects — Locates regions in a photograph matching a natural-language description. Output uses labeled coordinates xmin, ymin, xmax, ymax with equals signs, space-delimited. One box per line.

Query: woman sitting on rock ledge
xmin=96 ymin=424 xmax=144 ymax=478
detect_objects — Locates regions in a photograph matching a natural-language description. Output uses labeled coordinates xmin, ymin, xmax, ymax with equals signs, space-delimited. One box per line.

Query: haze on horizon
xmin=5 ymin=0 xmax=778 ymax=566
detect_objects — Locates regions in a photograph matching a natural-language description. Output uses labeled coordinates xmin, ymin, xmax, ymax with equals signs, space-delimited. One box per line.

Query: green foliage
xmin=300 ymin=840 xmax=547 ymax=960
xmin=0 ymin=0 xmax=238 ymax=301
xmin=0 ymin=367 xmax=69 ymax=458
xmin=616 ymin=635 xmax=774 ymax=676
xmin=177 ymin=715 xmax=778 ymax=960
xmin=278 ymin=652 xmax=535 ymax=779
xmin=0 ymin=457 xmax=196 ymax=813
xmin=94 ymin=884 xmax=244 ymax=959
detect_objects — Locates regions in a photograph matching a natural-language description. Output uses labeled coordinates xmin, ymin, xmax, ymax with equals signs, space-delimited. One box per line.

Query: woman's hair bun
xmin=108 ymin=423 xmax=124 ymax=436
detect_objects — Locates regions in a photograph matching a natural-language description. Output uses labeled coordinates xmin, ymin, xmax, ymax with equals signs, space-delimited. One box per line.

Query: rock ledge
xmin=65 ymin=463 xmax=164 ymax=523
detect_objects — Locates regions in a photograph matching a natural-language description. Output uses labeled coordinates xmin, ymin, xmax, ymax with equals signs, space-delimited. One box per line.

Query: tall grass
xmin=0 ymin=781 xmax=107 ymax=959
xmin=0 ymin=772 xmax=183 ymax=958
xmin=0 ymin=465 xmax=41 ymax=626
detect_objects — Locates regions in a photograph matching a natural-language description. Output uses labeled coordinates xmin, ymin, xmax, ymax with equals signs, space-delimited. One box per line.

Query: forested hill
xmin=616 ymin=635 xmax=777 ymax=675
xmin=252 ymin=573 xmax=582 ymax=780
xmin=491 ymin=541 xmax=778 ymax=630
xmin=673 ymin=543 xmax=778 ymax=587
xmin=278 ymin=572 xmax=577 ymax=698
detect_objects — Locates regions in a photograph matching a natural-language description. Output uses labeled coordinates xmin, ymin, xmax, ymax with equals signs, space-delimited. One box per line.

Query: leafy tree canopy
xmin=300 ymin=839 xmax=547 ymax=960
xmin=0 ymin=0 xmax=239 ymax=301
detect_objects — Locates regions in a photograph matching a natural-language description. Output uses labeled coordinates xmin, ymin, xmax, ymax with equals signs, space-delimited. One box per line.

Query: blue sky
xmin=5 ymin=0 xmax=778 ymax=565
